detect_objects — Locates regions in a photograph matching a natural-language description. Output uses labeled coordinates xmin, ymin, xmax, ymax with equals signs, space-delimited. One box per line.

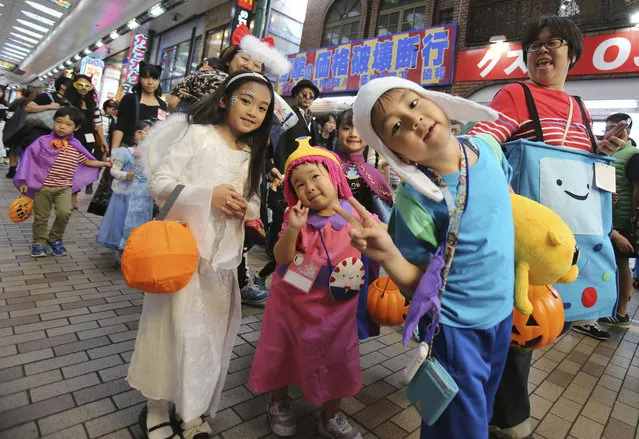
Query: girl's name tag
xmin=84 ymin=133 xmax=96 ymax=144
xmin=282 ymin=254 xmax=320 ymax=293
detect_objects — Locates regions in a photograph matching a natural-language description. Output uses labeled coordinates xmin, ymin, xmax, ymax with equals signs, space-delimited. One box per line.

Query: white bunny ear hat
xmin=352 ymin=77 xmax=499 ymax=201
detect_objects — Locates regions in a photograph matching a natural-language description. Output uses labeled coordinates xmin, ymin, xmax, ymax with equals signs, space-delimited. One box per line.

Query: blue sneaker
xmin=31 ymin=244 xmax=48 ymax=258
xmin=241 ymin=276 xmax=268 ymax=304
xmin=48 ymin=239 xmax=68 ymax=256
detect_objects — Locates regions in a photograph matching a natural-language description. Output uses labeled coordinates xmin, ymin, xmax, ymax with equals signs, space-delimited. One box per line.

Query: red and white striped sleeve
xmin=469 ymin=86 xmax=523 ymax=144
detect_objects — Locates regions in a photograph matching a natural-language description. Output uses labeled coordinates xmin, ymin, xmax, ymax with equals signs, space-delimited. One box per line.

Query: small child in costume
xmin=336 ymin=108 xmax=394 ymax=223
xmin=127 ymin=70 xmax=274 ymax=439
xmin=96 ymin=121 xmax=153 ymax=261
xmin=248 ymin=138 xmax=379 ymax=439
xmin=14 ymin=107 xmax=111 ymax=258
xmin=344 ymin=77 xmax=518 ymax=439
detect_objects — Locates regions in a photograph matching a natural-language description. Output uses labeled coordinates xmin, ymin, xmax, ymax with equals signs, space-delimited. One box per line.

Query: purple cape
xmin=339 ymin=153 xmax=394 ymax=204
xmin=14 ymin=133 xmax=99 ymax=198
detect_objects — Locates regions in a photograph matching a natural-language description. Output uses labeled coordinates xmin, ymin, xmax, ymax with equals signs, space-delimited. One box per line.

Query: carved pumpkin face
xmin=8 ymin=196 xmax=34 ymax=224
xmin=511 ymin=284 xmax=565 ymax=350
xmin=367 ymin=276 xmax=410 ymax=326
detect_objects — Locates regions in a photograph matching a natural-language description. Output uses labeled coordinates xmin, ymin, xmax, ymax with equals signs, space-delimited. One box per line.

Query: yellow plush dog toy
xmin=512 ymin=193 xmax=579 ymax=315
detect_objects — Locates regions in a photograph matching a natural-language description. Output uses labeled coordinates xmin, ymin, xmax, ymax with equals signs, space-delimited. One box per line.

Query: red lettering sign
xmin=237 ymin=0 xmax=253 ymax=11
xmin=455 ymin=30 xmax=639 ymax=82
xmin=125 ymin=33 xmax=149 ymax=84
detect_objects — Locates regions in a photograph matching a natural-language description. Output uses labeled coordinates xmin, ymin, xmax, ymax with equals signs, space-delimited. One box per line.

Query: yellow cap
xmin=284 ymin=137 xmax=340 ymax=174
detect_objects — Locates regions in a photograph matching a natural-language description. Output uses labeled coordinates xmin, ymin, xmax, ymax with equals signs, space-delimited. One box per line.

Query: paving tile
xmin=611 ymin=400 xmax=639 ymax=427
xmin=209 ymin=408 xmax=243 ymax=435
xmin=220 ymin=413 xmax=270 ymax=439
xmin=580 ymin=361 xmax=605 ymax=378
xmin=0 ymin=369 xmax=62 ymax=396
xmin=372 ymin=419 xmax=408 ymax=438
xmin=98 ymin=364 xmax=129 ymax=382
xmin=0 ymin=390 xmax=29 ymax=412
xmin=360 ymin=351 xmax=390 ymax=370
xmin=0 ymin=344 xmax=17 ymax=357
xmin=108 ymin=330 xmax=138 ymax=344
xmin=603 ymin=418 xmax=635 ymax=439
xmin=112 ymin=389 xmax=145 ymax=409
xmin=73 ymin=378 xmax=131 ymax=405
xmin=572 ymin=371 xmax=598 ymax=391
xmin=550 ymin=396 xmax=583 ymax=422
xmin=13 ymin=318 xmax=69 ymax=334
xmin=529 ymin=393 xmax=554 ymax=419
xmin=61 ymin=298 xmax=106 ymax=310
xmin=558 ymin=359 xmax=582 ymax=376
xmin=86 ymin=340 xmax=136 ymax=359
xmin=618 ymin=388 xmax=639 ymax=409
xmin=9 ymin=304 xmax=61 ymax=317
xmin=0 ymin=422 xmax=39 ymax=439
xmin=534 ymin=357 xmax=559 ymax=373
xmin=534 ymin=380 xmax=565 ymax=402
xmin=232 ymin=393 xmax=269 ymax=420
xmin=390 ymin=406 xmax=421 ymax=432
xmin=41 ymin=424 xmax=88 ymax=439
xmin=0 ymin=314 xmax=40 ymax=329
xmin=45 ymin=321 xmax=100 ymax=337
xmin=353 ymin=398 xmax=402 ymax=430
xmin=590 ymin=385 xmax=619 ymax=407
xmin=62 ymin=354 xmax=122 ymax=378
xmin=581 ymin=398 xmax=612 ymax=425
xmin=361 ymin=364 xmax=393 ymax=386
xmin=53 ymin=335 xmax=111 ymax=356
xmin=599 ymin=374 xmax=623 ymax=392
xmin=68 ymin=310 xmax=117 ymax=324
xmin=25 ymin=351 xmax=89 ymax=375
xmin=17 ymin=333 xmax=77 ymax=353
xmin=355 ymin=380 xmax=397 ymax=405
xmin=0 ymin=347 xmax=54 ymax=370
xmin=0 ymin=365 xmax=24 ymax=383
xmin=84 ymin=403 xmax=143 ymax=438
xmin=341 ymin=395 xmax=366 ymax=415
xmin=0 ymin=393 xmax=75 ymax=430
xmin=77 ymin=324 xmax=128 ymax=340
xmin=536 ymin=412 xmax=572 ymax=439
xmin=569 ymin=414 xmax=605 ymax=439
xmin=606 ymin=363 xmax=629 ymax=380
xmin=38 ymin=398 xmax=117 ymax=435
xmin=566 ymin=350 xmax=590 ymax=364
xmin=30 ymin=372 xmax=101 ymax=402
xmin=218 ymin=385 xmax=254 ymax=411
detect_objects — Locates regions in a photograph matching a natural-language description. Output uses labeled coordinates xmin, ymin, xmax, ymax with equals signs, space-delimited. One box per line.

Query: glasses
xmin=300 ymin=92 xmax=315 ymax=100
xmin=73 ymin=82 xmax=93 ymax=91
xmin=524 ymin=38 xmax=567 ymax=53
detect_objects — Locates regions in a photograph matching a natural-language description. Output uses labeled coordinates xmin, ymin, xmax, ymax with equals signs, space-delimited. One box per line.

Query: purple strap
xmin=402 ymin=246 xmax=445 ymax=346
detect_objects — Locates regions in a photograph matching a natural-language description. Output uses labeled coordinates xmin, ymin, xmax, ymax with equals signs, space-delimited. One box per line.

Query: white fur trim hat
xmin=352 ymin=77 xmax=499 ymax=201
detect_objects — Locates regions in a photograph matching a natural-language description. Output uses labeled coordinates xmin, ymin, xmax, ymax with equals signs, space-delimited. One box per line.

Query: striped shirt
xmin=470 ymin=82 xmax=594 ymax=153
xmin=43 ymin=147 xmax=88 ymax=187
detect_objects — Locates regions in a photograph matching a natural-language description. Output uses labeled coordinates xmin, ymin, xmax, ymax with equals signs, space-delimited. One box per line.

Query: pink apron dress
xmin=248 ymin=204 xmax=364 ymax=405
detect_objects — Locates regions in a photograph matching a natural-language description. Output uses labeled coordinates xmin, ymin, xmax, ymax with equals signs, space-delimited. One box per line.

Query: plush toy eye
xmin=556 ymin=179 xmax=563 ymax=186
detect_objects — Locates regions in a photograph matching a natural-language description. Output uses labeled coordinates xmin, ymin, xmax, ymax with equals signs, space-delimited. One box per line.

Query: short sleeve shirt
xmin=43 ymin=147 xmax=88 ymax=187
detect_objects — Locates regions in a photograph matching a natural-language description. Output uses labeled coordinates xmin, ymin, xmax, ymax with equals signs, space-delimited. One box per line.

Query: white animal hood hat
xmin=352 ymin=77 xmax=499 ymax=201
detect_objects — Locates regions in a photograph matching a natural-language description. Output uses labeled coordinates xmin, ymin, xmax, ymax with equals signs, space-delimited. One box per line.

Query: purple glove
xmin=402 ymin=246 xmax=446 ymax=346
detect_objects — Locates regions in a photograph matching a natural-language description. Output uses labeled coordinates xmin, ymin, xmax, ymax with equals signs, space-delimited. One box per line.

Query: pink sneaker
xmin=267 ymin=398 xmax=296 ymax=437
xmin=318 ymin=412 xmax=362 ymax=439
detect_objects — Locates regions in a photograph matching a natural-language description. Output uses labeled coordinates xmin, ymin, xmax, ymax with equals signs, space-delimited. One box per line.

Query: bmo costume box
xmin=504 ymin=139 xmax=617 ymax=322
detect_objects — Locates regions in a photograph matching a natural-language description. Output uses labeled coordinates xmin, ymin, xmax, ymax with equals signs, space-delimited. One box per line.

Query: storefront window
xmin=321 ymin=0 xmax=361 ymax=47
xmin=204 ymin=26 xmax=228 ymax=60
xmin=378 ymin=0 xmax=427 ymax=36
xmin=190 ymin=35 xmax=203 ymax=72
xmin=159 ymin=39 xmax=191 ymax=92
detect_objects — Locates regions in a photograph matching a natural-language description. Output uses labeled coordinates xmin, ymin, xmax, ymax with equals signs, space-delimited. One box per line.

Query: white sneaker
xmin=267 ymin=398 xmax=296 ymax=437
xmin=318 ymin=412 xmax=361 ymax=439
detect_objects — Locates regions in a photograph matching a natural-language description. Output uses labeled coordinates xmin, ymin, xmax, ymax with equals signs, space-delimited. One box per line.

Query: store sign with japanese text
xmin=80 ymin=57 xmax=105 ymax=91
xmin=456 ymin=30 xmax=639 ymax=82
xmin=124 ymin=33 xmax=149 ymax=84
xmin=229 ymin=0 xmax=254 ymax=44
xmin=276 ymin=23 xmax=457 ymax=95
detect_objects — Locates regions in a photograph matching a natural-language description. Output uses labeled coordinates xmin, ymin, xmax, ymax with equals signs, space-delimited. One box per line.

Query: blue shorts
xmin=419 ymin=314 xmax=512 ymax=439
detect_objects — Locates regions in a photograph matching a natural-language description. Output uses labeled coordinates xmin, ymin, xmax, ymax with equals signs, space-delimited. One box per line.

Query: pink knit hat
xmin=283 ymin=137 xmax=352 ymax=207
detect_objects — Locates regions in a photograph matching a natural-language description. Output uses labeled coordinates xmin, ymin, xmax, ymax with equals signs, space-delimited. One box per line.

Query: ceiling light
xmin=16 ymin=19 xmax=49 ymax=33
xmin=109 ymin=31 xmax=119 ymax=40
xmin=95 ymin=40 xmax=103 ymax=48
xmin=489 ymin=35 xmax=507 ymax=43
xmin=21 ymin=10 xmax=55 ymax=26
xmin=2 ymin=53 xmax=24 ymax=62
xmin=5 ymin=43 xmax=30 ymax=54
xmin=149 ymin=4 xmax=166 ymax=18
xmin=13 ymin=26 xmax=44 ymax=39
xmin=83 ymin=48 xmax=91 ymax=55
xmin=25 ymin=1 xmax=63 ymax=18
xmin=73 ymin=54 xmax=81 ymax=60
xmin=127 ymin=19 xmax=139 ymax=30
xmin=8 ymin=37 xmax=34 ymax=48
xmin=64 ymin=60 xmax=72 ymax=66
xmin=48 ymin=0 xmax=71 ymax=9
xmin=52 ymin=68 xmax=59 ymax=73
xmin=9 ymin=32 xmax=39 ymax=44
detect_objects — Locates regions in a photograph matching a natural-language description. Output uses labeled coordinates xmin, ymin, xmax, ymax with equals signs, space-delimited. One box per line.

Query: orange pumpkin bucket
xmin=8 ymin=195 xmax=34 ymax=223
xmin=121 ymin=185 xmax=198 ymax=294
xmin=368 ymin=276 xmax=410 ymax=326
xmin=511 ymin=284 xmax=565 ymax=350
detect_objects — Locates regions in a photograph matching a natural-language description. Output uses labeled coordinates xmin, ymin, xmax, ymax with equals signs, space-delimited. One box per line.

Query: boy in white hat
xmin=344 ymin=77 xmax=522 ymax=438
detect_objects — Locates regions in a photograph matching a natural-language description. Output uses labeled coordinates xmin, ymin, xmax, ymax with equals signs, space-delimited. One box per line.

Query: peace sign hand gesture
xmin=287 ymin=200 xmax=309 ymax=230
xmin=333 ymin=197 xmax=397 ymax=262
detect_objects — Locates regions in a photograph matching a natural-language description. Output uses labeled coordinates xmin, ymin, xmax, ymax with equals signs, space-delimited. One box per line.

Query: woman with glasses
xmin=64 ymin=74 xmax=109 ymax=202
xmin=470 ymin=16 xmax=624 ymax=439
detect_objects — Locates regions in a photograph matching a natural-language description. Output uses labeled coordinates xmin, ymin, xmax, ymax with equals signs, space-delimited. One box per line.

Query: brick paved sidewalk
xmin=2 ymin=165 xmax=639 ymax=439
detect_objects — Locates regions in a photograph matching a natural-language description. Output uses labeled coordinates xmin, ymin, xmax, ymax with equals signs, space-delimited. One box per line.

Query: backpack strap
xmin=573 ymin=95 xmax=598 ymax=154
xmin=518 ymin=82 xmax=544 ymax=142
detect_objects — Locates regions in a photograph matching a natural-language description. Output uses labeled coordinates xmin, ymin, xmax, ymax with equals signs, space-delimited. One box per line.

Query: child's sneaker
xmin=48 ymin=240 xmax=68 ymax=256
xmin=267 ymin=398 xmax=296 ymax=437
xmin=318 ymin=412 xmax=361 ymax=439
xmin=598 ymin=313 xmax=631 ymax=328
xmin=31 ymin=244 xmax=48 ymax=258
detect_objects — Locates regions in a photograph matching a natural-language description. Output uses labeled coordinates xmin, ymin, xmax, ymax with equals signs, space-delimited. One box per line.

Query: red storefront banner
xmin=456 ymin=30 xmax=639 ymax=82
xmin=276 ymin=23 xmax=457 ymax=95
xmin=124 ymin=34 xmax=149 ymax=85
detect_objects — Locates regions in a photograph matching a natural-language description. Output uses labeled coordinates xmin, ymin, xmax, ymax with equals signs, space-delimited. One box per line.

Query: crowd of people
xmin=1 ymin=14 xmax=637 ymax=439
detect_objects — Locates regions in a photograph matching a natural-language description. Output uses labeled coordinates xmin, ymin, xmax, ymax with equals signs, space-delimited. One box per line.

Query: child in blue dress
xmin=96 ymin=121 xmax=153 ymax=261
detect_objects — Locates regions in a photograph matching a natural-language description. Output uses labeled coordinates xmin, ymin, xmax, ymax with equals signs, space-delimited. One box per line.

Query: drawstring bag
xmin=121 ymin=184 xmax=198 ymax=294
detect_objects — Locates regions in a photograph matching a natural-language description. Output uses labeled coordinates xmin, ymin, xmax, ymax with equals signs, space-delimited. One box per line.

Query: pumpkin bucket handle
xmin=381 ymin=276 xmax=391 ymax=298
xmin=156 ymin=184 xmax=186 ymax=221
